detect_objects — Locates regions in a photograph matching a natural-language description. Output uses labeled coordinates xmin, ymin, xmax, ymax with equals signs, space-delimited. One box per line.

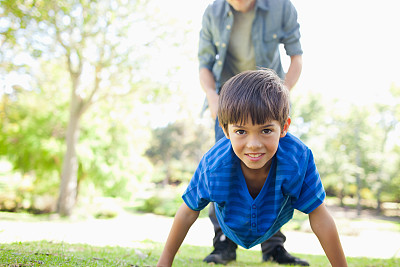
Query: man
xmin=198 ymin=0 xmax=307 ymax=265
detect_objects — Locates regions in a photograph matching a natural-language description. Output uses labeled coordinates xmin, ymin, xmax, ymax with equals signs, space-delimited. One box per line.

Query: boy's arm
xmin=157 ymin=202 xmax=200 ymax=267
xmin=309 ymin=203 xmax=347 ymax=267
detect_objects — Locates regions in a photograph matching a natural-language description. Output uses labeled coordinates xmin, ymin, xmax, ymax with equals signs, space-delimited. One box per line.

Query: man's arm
xmin=199 ymin=67 xmax=219 ymax=120
xmin=284 ymin=54 xmax=302 ymax=91
xmin=157 ymin=203 xmax=200 ymax=267
xmin=309 ymin=203 xmax=347 ymax=267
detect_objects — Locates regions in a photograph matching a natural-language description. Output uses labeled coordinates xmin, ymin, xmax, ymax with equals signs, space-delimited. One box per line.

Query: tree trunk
xmin=376 ymin=187 xmax=382 ymax=214
xmin=376 ymin=125 xmax=391 ymax=215
xmin=162 ymin=164 xmax=172 ymax=187
xmin=56 ymin=91 xmax=82 ymax=216
xmin=339 ymin=186 xmax=345 ymax=207
xmin=355 ymin=127 xmax=362 ymax=216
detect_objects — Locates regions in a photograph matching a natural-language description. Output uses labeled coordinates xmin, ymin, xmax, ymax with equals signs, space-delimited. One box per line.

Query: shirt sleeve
xmin=198 ymin=5 xmax=217 ymax=71
xmin=182 ymin=157 xmax=211 ymax=211
xmin=281 ymin=0 xmax=303 ymax=56
xmin=291 ymin=149 xmax=325 ymax=214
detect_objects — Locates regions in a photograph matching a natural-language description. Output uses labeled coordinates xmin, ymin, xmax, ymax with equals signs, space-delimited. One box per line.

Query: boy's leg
xmin=260 ymin=230 xmax=286 ymax=255
xmin=203 ymin=203 xmax=237 ymax=264
xmin=261 ymin=231 xmax=309 ymax=266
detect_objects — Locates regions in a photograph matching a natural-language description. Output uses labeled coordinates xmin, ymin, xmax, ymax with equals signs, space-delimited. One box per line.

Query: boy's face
xmin=223 ymin=117 xmax=291 ymax=174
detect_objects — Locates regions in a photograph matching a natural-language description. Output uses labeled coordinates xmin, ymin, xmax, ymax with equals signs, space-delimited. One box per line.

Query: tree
xmin=1 ymin=0 xmax=200 ymax=215
xmin=371 ymin=105 xmax=397 ymax=213
xmin=367 ymin=85 xmax=400 ymax=212
xmin=0 ymin=0 xmax=160 ymax=215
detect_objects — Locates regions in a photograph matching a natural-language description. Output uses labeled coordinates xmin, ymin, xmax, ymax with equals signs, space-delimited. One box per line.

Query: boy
xmin=157 ymin=70 xmax=347 ymax=267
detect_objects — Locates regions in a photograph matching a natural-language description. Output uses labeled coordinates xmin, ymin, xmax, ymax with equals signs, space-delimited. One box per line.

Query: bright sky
xmin=290 ymin=0 xmax=400 ymax=105
xmin=2 ymin=0 xmax=399 ymax=127
xmin=149 ymin=0 xmax=400 ymax=128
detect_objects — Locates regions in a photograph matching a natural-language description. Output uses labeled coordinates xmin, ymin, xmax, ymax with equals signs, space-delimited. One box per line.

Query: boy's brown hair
xmin=217 ymin=69 xmax=290 ymax=133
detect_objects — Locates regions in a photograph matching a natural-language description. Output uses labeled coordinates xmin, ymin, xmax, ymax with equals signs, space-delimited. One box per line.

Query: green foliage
xmin=381 ymin=170 xmax=400 ymax=202
xmin=0 ymin=87 xmax=67 ymax=198
xmin=290 ymin=93 xmax=326 ymax=142
xmin=145 ymin=120 xmax=213 ymax=185
xmin=290 ymin=89 xmax=400 ymax=209
xmin=131 ymin=184 xmax=209 ymax=218
xmin=133 ymin=183 xmax=186 ymax=217
xmin=137 ymin=195 xmax=181 ymax=217
xmin=93 ymin=210 xmax=118 ymax=219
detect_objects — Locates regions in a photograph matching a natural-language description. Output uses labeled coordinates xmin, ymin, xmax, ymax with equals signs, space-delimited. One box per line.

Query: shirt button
xmin=218 ymin=60 xmax=222 ymax=66
xmin=252 ymin=204 xmax=256 ymax=209
xmin=222 ymin=43 xmax=226 ymax=48
xmin=252 ymin=223 xmax=256 ymax=227
xmin=272 ymin=33 xmax=277 ymax=39
xmin=226 ymin=25 xmax=231 ymax=30
xmin=252 ymin=213 xmax=256 ymax=218
xmin=215 ymin=42 xmax=220 ymax=46
xmin=228 ymin=11 xmax=232 ymax=16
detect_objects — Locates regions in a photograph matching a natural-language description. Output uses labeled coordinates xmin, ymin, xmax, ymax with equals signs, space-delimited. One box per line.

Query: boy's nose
xmin=246 ymin=136 xmax=262 ymax=149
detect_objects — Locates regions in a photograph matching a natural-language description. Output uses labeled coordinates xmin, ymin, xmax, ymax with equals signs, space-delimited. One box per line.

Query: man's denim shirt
xmin=198 ymin=0 xmax=303 ymax=93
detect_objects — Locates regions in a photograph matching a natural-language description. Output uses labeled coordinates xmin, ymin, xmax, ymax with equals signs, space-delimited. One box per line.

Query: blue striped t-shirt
xmin=182 ymin=132 xmax=325 ymax=249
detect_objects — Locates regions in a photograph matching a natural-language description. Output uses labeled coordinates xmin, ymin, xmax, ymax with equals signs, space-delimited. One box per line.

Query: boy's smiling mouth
xmin=246 ymin=153 xmax=264 ymax=160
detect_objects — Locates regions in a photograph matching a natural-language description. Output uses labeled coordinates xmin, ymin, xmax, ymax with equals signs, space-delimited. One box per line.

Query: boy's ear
xmin=221 ymin=124 xmax=230 ymax=139
xmin=280 ymin=117 xmax=291 ymax=138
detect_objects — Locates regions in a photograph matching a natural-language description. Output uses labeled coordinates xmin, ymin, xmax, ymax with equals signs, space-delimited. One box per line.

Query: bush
xmin=137 ymin=195 xmax=181 ymax=217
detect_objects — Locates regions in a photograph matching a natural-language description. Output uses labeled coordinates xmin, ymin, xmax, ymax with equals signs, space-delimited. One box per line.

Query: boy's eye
xmin=262 ymin=129 xmax=272 ymax=134
xmin=235 ymin=130 xmax=246 ymax=135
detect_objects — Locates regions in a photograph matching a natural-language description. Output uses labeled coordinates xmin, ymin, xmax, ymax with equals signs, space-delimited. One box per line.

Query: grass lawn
xmin=0 ymin=240 xmax=399 ymax=267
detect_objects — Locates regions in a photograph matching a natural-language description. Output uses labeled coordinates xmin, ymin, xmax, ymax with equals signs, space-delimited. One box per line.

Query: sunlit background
xmin=134 ymin=0 xmax=400 ymax=125
xmin=2 ymin=0 xmax=400 ymax=123
xmin=0 ymin=0 xmax=400 ymax=263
